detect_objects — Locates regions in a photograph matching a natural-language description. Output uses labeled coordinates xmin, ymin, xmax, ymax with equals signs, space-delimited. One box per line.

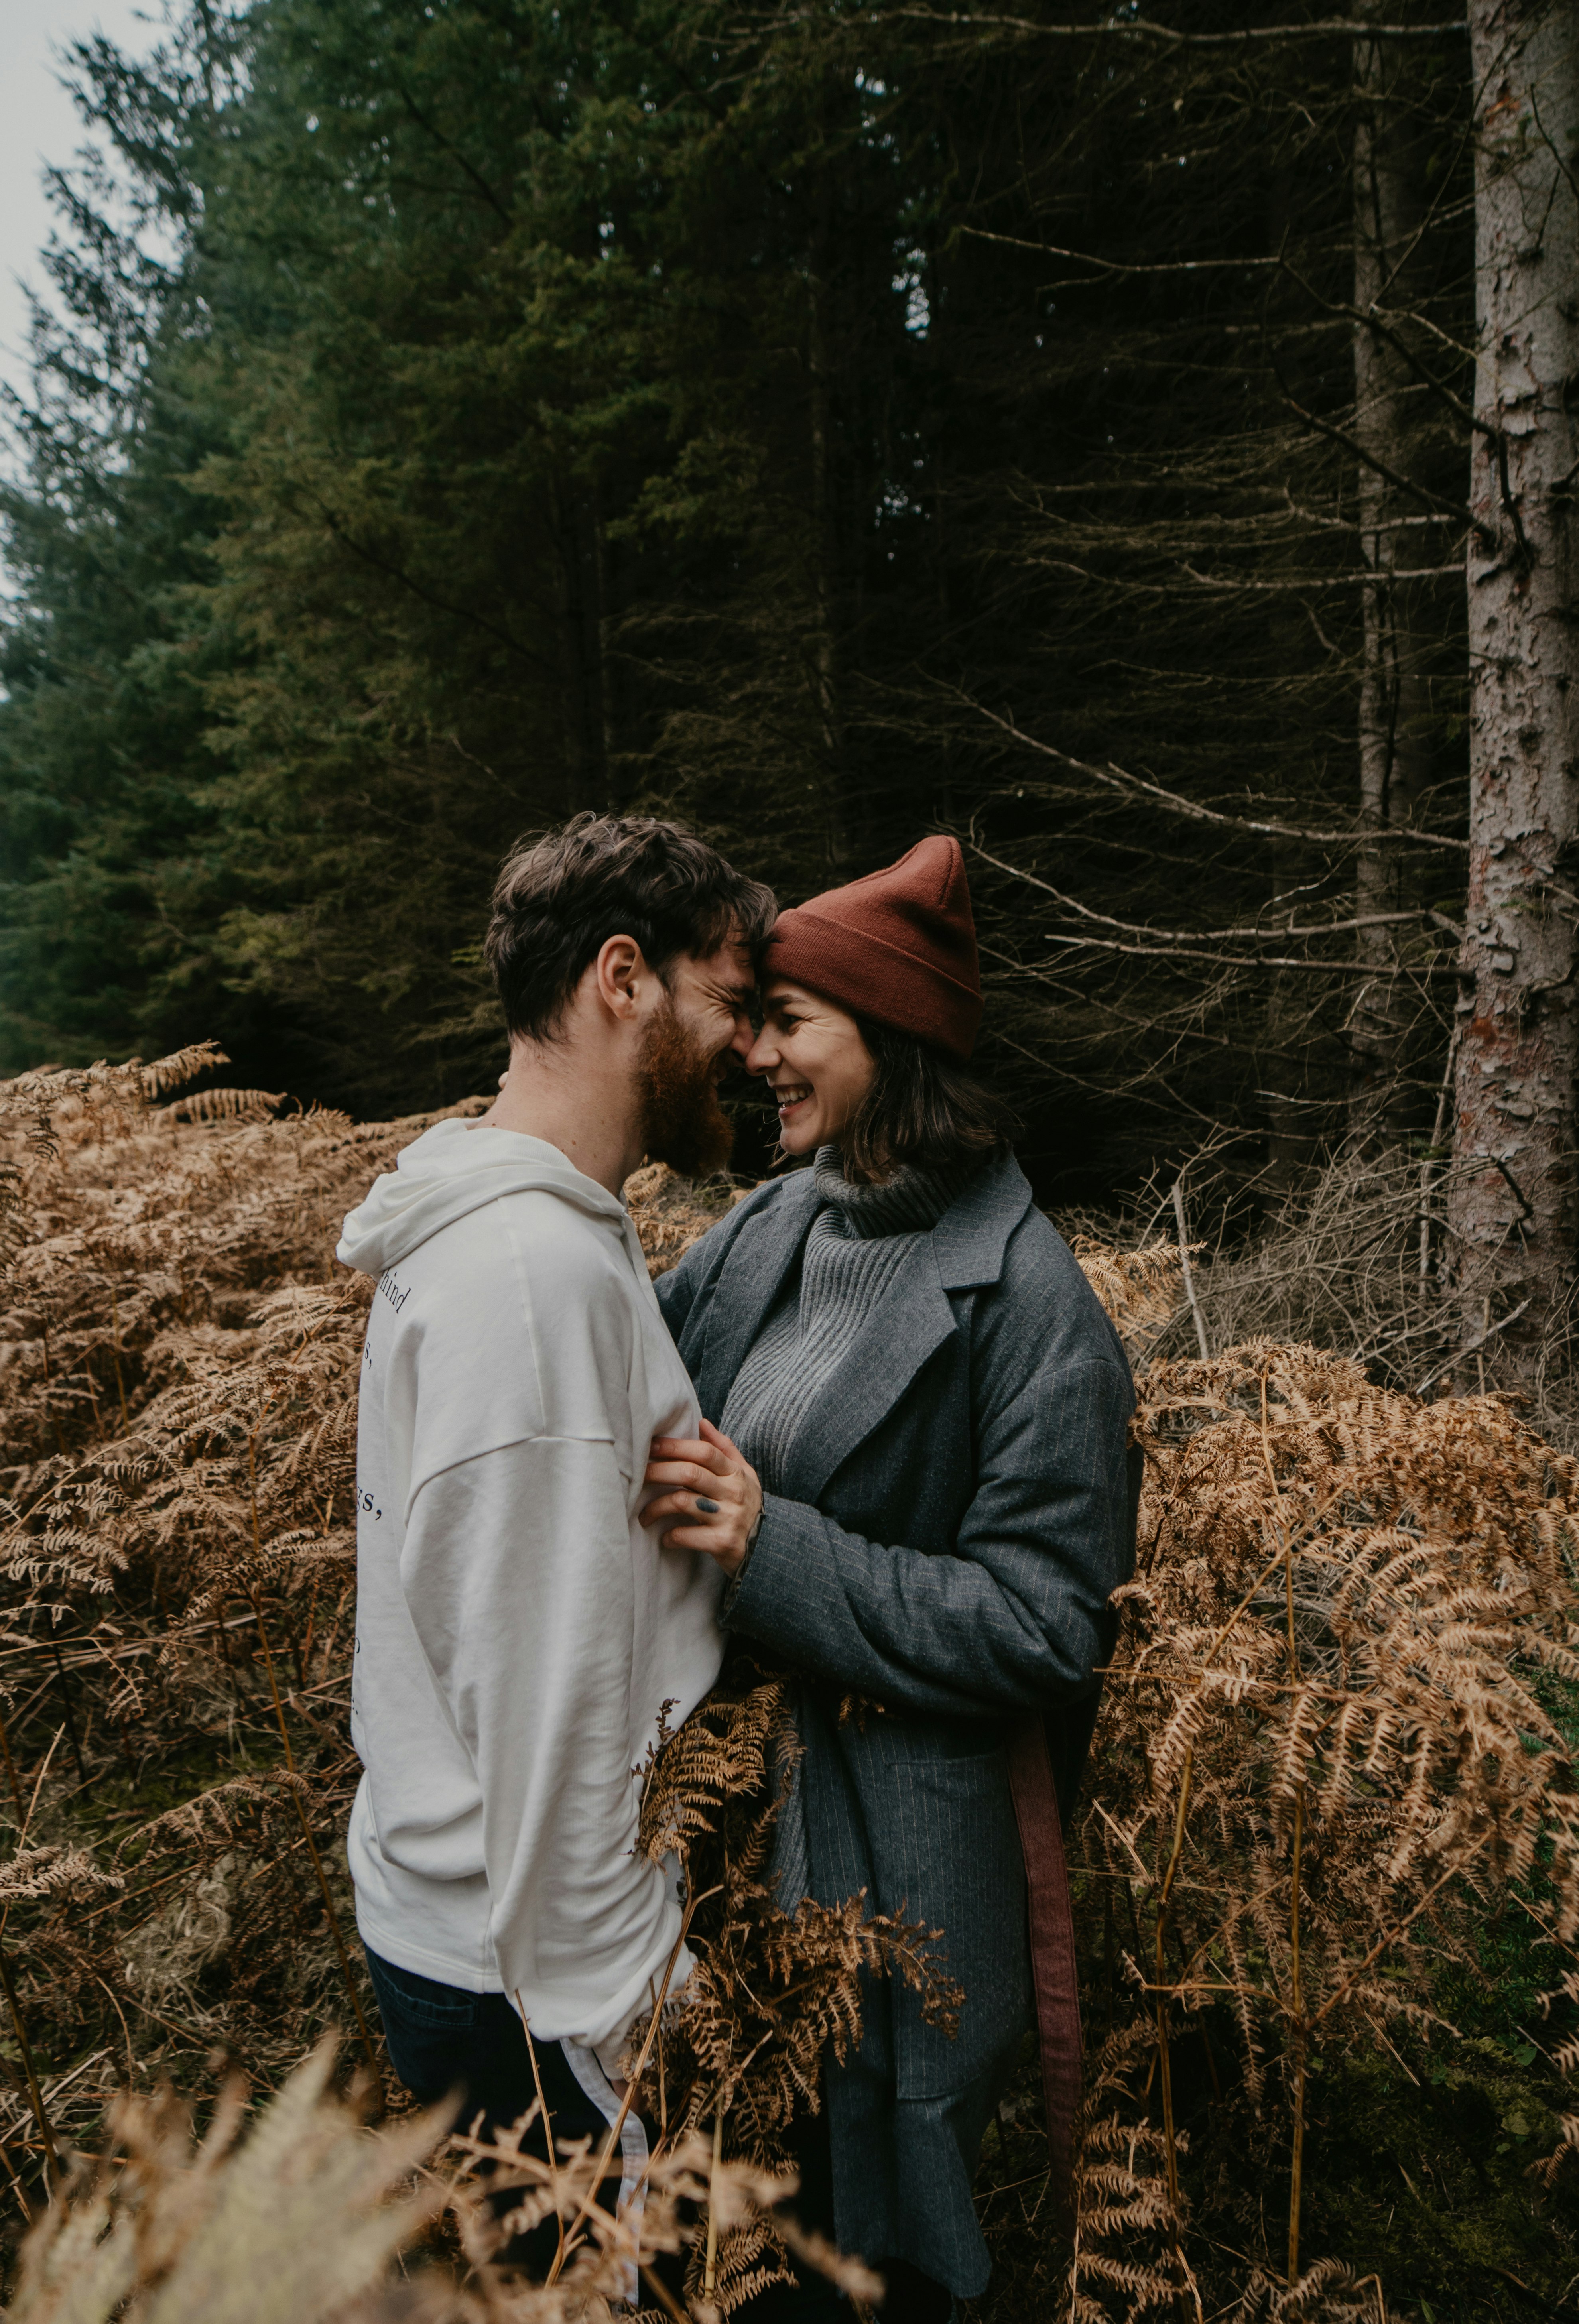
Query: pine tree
xmin=0 ymin=9 xmax=255 ymax=1076
xmin=1444 ymin=0 xmax=1579 ymax=1382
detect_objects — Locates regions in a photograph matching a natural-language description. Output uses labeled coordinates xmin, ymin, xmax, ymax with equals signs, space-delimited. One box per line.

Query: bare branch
xmin=889 ymin=6 xmax=1467 ymax=41
xmin=956 ymin=699 xmax=1471 ymax=851
xmin=1271 ymin=372 xmax=1496 ymax=548
xmin=958 ymin=224 xmax=1285 ymax=276
xmin=969 ymin=842 xmax=1459 ymax=943
xmin=1181 ymin=561 xmax=1466 ymax=590
xmin=1415 ymin=1299 xmax=1531 ymax=1395
xmin=991 ymin=931 xmax=1455 ymax=975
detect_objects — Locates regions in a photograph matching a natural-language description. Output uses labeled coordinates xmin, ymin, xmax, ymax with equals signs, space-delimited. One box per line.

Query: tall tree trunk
xmin=809 ymin=183 xmax=852 ymax=873
xmin=1267 ymin=841 xmax=1317 ymax=1200
xmin=1445 ymin=0 xmax=1579 ymax=1385
xmin=1348 ymin=17 xmax=1432 ymax=1146
xmin=551 ymin=475 xmax=610 ymax=815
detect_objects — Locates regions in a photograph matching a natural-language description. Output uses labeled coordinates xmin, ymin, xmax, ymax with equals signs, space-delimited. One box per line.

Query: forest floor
xmin=1 ymin=1065 xmax=1577 ymax=2320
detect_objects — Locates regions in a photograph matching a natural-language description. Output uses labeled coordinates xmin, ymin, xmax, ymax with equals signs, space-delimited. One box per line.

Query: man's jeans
xmin=364 ymin=1946 xmax=646 ymax=2285
xmin=365 ymin=1948 xmax=948 ymax=2320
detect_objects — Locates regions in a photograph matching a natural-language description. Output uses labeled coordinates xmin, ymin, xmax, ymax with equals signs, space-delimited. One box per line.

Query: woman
xmin=643 ymin=838 xmax=1136 ymax=2319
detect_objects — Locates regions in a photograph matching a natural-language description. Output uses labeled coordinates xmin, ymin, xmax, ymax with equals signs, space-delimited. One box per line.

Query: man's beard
xmin=636 ymin=998 xmax=736 ymax=1178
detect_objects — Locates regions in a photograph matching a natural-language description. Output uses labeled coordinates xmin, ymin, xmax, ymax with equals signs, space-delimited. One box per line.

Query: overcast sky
xmin=0 ymin=0 xmax=166 ymax=419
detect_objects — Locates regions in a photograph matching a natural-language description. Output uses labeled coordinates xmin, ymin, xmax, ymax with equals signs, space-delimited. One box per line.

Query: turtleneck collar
xmin=811 ymin=1145 xmax=980 ymax=1240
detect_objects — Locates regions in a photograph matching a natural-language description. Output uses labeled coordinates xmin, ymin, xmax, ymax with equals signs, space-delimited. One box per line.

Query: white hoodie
xmin=336 ymin=1117 xmax=724 ymax=2064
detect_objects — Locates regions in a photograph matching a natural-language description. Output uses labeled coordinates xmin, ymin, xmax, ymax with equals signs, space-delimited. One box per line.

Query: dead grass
xmin=0 ymin=1055 xmax=1577 ymax=2320
xmin=1104 ymin=1148 xmax=1579 ymax=1451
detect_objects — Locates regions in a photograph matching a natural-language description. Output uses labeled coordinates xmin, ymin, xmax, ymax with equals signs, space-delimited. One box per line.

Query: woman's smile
xmin=746 ymin=979 xmax=878 ymax=1155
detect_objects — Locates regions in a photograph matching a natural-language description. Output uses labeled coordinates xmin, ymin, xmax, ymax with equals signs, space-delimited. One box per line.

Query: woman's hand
xmin=642 ymin=1417 xmax=763 ymax=1578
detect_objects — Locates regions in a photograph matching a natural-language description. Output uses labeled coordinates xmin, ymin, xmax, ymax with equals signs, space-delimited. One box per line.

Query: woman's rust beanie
xmin=761 ymin=836 xmax=983 ymax=1062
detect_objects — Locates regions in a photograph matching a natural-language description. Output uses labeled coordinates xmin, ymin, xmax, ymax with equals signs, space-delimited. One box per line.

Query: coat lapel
xmin=779 ymin=1238 xmax=959 ymax=1504
xmin=774 ymin=1149 xmax=1036 ymax=1503
xmin=696 ymin=1171 xmax=821 ymax=1420
xmin=931 ymin=1147 xmax=1034 ymax=1290
xmin=698 ymin=1147 xmax=1037 ymax=1486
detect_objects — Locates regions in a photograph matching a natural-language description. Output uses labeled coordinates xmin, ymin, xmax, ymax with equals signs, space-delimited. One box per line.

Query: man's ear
xmin=592 ymin=933 xmax=649 ymax=1022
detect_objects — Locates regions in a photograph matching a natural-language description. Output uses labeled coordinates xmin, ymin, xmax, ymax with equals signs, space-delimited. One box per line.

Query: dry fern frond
xmin=1059 ymin=1330 xmax=1579 ymax=2310
xmin=2 ymin=1051 xmax=1575 ymax=2317
xmin=159 ymin=1088 xmax=285 ymax=1126
xmin=136 ymin=1045 xmax=234 ymax=1103
xmin=630 ymin=1661 xmax=962 ymax=2313
xmin=626 ymin=1162 xmax=750 ymax=1280
xmin=5 ymin=2038 xmax=447 ymax=2324
xmin=1071 ymin=1235 xmax=1184 ymax=1351
xmin=1228 ymin=2261 xmax=1383 ymax=2324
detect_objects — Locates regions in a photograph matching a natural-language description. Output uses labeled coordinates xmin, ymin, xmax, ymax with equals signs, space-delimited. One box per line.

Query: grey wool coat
xmin=655 ymin=1149 xmax=1137 ymax=2297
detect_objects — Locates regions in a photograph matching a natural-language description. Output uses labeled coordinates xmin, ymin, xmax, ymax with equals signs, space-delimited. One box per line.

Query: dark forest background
xmin=0 ymin=0 xmax=1475 ymax=1205
xmin=9 ymin=16 xmax=1579 ymax=2313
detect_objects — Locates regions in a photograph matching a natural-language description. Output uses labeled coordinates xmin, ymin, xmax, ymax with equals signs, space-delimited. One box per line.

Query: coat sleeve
xmin=723 ymin=1354 xmax=1134 ymax=1720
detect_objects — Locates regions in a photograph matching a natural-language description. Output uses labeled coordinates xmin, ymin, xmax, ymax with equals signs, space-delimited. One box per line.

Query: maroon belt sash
xmin=1006 ymin=1713 xmax=1081 ymax=2228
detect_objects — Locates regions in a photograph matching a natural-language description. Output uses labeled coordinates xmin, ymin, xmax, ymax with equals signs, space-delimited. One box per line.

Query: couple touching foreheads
xmin=337 ymin=816 xmax=1137 ymax=2321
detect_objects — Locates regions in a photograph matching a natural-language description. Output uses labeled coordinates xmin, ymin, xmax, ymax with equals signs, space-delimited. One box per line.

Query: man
xmin=336 ymin=813 xmax=774 ymax=2259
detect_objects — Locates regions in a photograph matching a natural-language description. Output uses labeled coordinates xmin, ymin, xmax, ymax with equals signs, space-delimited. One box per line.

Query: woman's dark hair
xmin=840 ymin=1016 xmax=1019 ymax=1183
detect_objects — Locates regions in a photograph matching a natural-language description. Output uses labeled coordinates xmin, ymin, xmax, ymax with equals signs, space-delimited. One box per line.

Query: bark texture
xmin=1446 ymin=0 xmax=1579 ymax=1381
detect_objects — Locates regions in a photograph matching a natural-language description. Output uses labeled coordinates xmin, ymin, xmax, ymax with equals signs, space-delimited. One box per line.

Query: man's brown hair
xmin=485 ymin=813 xmax=776 ymax=1042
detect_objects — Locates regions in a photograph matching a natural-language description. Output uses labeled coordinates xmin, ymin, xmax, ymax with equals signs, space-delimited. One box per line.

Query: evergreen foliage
xmin=0 ymin=0 xmax=1481 ymax=1185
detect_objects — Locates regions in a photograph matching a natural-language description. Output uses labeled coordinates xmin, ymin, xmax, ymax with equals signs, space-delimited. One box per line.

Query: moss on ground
xmin=969 ymin=1895 xmax=1579 ymax=2321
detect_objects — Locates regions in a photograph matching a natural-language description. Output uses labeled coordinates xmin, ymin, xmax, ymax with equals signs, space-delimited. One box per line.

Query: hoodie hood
xmin=337 ymin=1117 xmax=630 ymax=1277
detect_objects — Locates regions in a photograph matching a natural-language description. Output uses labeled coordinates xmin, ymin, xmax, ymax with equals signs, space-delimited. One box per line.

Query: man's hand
xmin=642 ymin=1417 xmax=763 ymax=1578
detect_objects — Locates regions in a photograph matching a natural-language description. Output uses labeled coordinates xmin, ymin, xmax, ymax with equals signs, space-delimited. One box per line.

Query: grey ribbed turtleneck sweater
xmin=721 ymin=1145 xmax=976 ymax=1490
